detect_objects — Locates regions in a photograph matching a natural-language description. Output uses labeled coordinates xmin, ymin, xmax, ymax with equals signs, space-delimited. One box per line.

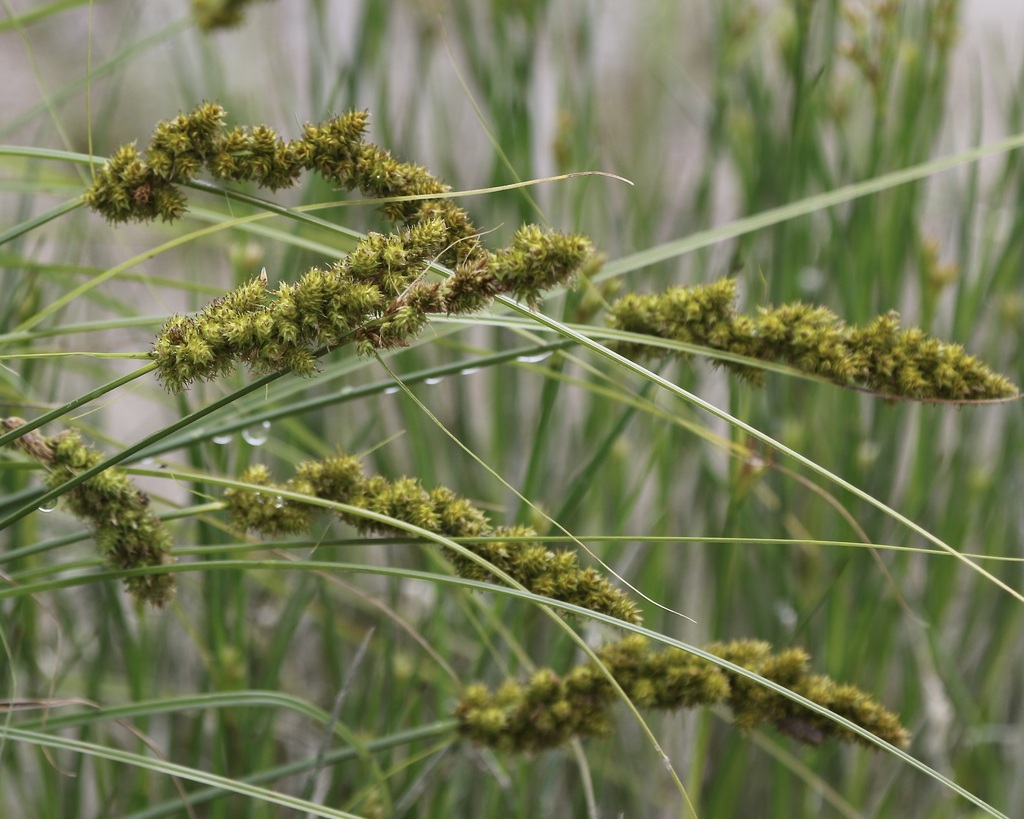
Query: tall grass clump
xmin=1 ymin=1 xmax=1022 ymax=817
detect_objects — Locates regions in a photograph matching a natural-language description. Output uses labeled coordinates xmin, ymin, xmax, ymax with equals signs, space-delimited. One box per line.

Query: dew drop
xmin=383 ymin=386 xmax=400 ymax=395
xmin=856 ymin=440 xmax=880 ymax=468
xmin=273 ymin=496 xmax=285 ymax=509
xmin=212 ymin=433 xmax=233 ymax=445
xmin=775 ymin=599 xmax=798 ymax=630
xmin=38 ymin=497 xmax=58 ymax=513
xmin=516 ymin=351 xmax=552 ymax=364
xmin=424 ymin=376 xmax=444 ymax=386
xmin=798 ymin=266 xmax=826 ymax=294
xmin=242 ymin=421 xmax=271 ymax=446
xmin=459 ymin=366 xmax=481 ymax=376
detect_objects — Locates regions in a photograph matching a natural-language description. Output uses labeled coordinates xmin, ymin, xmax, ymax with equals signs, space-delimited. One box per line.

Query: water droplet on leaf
xmin=516 ymin=351 xmax=552 ymax=364
xmin=242 ymin=421 xmax=271 ymax=446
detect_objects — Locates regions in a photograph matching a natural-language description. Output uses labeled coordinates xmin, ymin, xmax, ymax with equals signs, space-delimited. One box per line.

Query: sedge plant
xmin=1 ymin=2 xmax=1022 ymax=818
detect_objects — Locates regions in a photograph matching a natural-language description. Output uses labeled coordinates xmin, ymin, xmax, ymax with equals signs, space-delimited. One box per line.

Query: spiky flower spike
xmin=84 ymin=106 xmax=913 ymax=751
xmin=83 ymin=104 xmax=597 ymax=392
xmin=2 ymin=418 xmax=175 ymax=607
xmin=151 ymin=223 xmax=594 ymax=393
xmin=192 ymin=0 xmax=264 ymax=30
xmin=223 ymin=455 xmax=642 ymax=625
xmin=84 ymin=102 xmax=482 ymax=265
xmin=225 ymin=456 xmax=909 ymax=752
xmin=455 ymin=635 xmax=910 ymax=753
xmin=608 ymin=278 xmax=1018 ymax=402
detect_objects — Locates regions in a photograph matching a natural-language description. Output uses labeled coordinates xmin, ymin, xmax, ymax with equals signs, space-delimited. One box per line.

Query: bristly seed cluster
xmin=151 ymin=221 xmax=593 ymax=393
xmin=84 ymin=103 xmax=598 ymax=393
xmin=224 ymin=454 xmax=642 ymax=625
xmin=456 ymin=635 xmax=910 ymax=752
xmin=82 ymin=104 xmax=922 ymax=753
xmin=608 ymin=278 xmax=1018 ymax=401
xmin=84 ymin=103 xmax=481 ymax=265
xmin=191 ymin=0 xmax=262 ymax=30
xmin=223 ymin=454 xmax=909 ymax=753
xmin=2 ymin=418 xmax=175 ymax=607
